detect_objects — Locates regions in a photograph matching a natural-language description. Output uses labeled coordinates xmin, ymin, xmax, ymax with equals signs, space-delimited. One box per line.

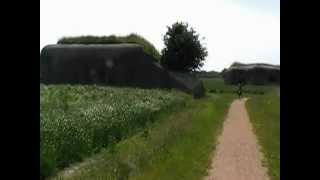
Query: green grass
xmin=43 ymin=78 xmax=279 ymax=180
xmin=201 ymin=77 xmax=275 ymax=95
xmin=201 ymin=78 xmax=232 ymax=92
xmin=51 ymin=93 xmax=235 ymax=180
xmin=57 ymin=33 xmax=161 ymax=61
xmin=40 ymin=85 xmax=187 ymax=179
xmin=246 ymin=89 xmax=280 ymax=180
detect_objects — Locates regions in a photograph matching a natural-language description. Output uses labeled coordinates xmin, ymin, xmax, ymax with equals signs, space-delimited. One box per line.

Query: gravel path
xmin=204 ymin=98 xmax=269 ymax=180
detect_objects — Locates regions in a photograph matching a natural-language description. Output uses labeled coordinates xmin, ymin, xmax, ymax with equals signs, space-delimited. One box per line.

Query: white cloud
xmin=40 ymin=0 xmax=280 ymax=71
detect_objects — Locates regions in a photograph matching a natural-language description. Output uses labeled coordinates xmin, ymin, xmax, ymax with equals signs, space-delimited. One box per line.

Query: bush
xmin=57 ymin=33 xmax=161 ymax=61
xmin=160 ymin=22 xmax=208 ymax=72
xmin=209 ymin=89 xmax=217 ymax=93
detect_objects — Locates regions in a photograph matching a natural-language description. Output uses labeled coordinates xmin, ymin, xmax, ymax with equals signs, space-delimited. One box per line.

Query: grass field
xmin=40 ymin=85 xmax=187 ymax=179
xmin=42 ymin=78 xmax=279 ymax=180
xmin=246 ymin=90 xmax=280 ymax=180
xmin=52 ymin=93 xmax=235 ymax=180
xmin=201 ymin=77 xmax=274 ymax=95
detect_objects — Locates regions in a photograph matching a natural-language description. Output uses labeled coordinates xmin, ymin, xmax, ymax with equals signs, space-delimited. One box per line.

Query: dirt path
xmin=204 ymin=98 xmax=269 ymax=180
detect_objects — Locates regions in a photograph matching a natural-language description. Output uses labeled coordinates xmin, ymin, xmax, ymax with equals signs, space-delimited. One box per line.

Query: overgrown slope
xmin=51 ymin=94 xmax=234 ymax=180
xmin=40 ymin=85 xmax=187 ymax=179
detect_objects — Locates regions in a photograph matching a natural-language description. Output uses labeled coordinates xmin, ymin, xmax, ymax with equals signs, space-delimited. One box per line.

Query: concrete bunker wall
xmin=40 ymin=44 xmax=205 ymax=98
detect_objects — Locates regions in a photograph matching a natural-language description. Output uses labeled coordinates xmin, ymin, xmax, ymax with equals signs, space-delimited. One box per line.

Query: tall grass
xmin=40 ymin=85 xmax=187 ymax=179
xmin=246 ymin=90 xmax=280 ymax=180
xmin=51 ymin=94 xmax=235 ymax=180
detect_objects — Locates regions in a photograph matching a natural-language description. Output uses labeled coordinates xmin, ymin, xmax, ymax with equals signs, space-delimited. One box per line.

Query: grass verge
xmin=246 ymin=89 xmax=280 ymax=180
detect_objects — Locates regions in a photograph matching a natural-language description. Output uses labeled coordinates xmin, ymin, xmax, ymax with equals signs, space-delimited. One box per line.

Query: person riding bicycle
xmin=237 ymin=81 xmax=244 ymax=98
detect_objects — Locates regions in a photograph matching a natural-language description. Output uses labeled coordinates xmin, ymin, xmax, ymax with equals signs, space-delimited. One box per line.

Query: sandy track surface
xmin=204 ymin=98 xmax=269 ymax=180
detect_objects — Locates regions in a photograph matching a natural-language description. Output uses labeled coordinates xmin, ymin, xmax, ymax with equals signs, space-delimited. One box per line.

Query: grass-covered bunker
xmin=222 ymin=62 xmax=280 ymax=85
xmin=40 ymin=44 xmax=205 ymax=98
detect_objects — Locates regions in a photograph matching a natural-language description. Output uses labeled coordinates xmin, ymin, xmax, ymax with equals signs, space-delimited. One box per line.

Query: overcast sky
xmin=40 ymin=0 xmax=280 ymax=72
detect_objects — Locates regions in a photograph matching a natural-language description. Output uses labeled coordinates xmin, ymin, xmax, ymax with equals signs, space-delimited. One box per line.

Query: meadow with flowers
xmin=40 ymin=79 xmax=279 ymax=180
xmin=40 ymin=85 xmax=187 ymax=179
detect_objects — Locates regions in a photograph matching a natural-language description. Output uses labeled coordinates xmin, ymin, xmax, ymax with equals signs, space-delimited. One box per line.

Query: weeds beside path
xmin=246 ymin=92 xmax=280 ymax=180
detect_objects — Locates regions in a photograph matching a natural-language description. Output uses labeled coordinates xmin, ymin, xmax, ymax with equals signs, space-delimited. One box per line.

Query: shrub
xmin=160 ymin=22 xmax=208 ymax=72
xmin=209 ymin=89 xmax=216 ymax=93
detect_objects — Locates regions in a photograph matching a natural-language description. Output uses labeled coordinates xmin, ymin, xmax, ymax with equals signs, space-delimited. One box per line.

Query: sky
xmin=40 ymin=0 xmax=280 ymax=72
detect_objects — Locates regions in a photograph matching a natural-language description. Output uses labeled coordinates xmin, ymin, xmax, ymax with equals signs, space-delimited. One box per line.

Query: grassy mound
xmin=40 ymin=85 xmax=187 ymax=179
xmin=57 ymin=33 xmax=161 ymax=61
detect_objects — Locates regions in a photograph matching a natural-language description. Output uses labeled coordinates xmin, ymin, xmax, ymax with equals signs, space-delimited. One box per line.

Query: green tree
xmin=161 ymin=22 xmax=208 ymax=72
